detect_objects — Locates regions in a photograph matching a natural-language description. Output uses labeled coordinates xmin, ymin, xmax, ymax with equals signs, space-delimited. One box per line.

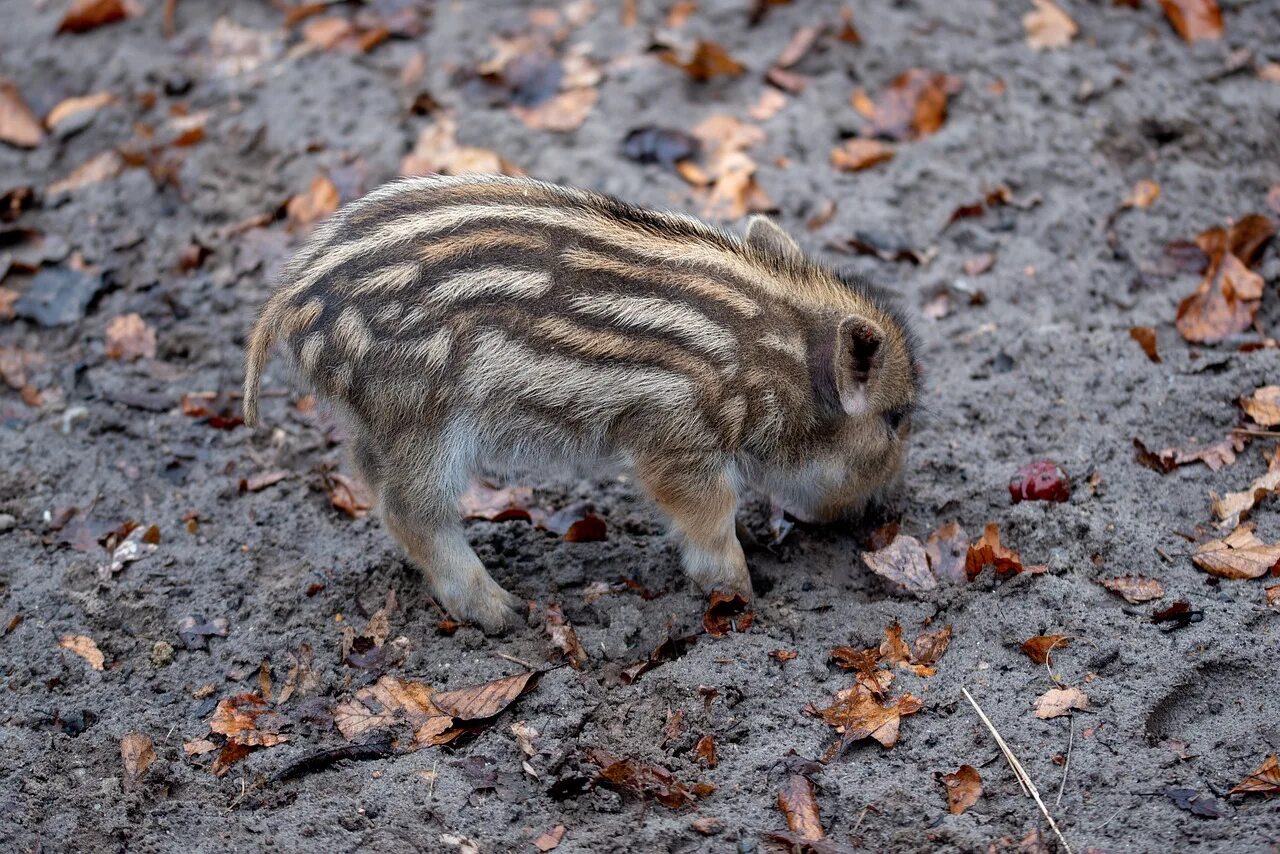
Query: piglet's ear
xmin=744 ymin=215 xmax=803 ymax=262
xmin=834 ymin=316 xmax=884 ymax=416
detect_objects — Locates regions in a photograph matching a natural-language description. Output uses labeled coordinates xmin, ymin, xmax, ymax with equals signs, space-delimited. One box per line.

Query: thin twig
xmin=1057 ymin=716 xmax=1074 ymax=808
xmin=962 ymin=687 xmax=1074 ymax=854
xmin=495 ymin=651 xmax=538 ymax=670
xmin=1231 ymin=428 xmax=1280 ymax=438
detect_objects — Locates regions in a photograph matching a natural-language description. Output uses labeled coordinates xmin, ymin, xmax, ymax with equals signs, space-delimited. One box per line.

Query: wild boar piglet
xmin=244 ymin=175 xmax=919 ymax=632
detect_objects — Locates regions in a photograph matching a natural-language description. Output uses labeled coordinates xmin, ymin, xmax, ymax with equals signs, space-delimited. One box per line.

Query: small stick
xmin=495 ymin=651 xmax=539 ymax=670
xmin=1057 ymin=716 xmax=1074 ymax=807
xmin=1231 ymin=428 xmax=1280 ymax=438
xmin=962 ymin=687 xmax=1073 ymax=854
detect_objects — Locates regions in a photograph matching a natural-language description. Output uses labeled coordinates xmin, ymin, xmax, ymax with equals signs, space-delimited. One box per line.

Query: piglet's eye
xmin=884 ymin=409 xmax=907 ymax=432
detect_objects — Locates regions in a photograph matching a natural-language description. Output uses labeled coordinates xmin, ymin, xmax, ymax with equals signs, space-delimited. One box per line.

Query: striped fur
xmin=244 ymin=175 xmax=919 ymax=632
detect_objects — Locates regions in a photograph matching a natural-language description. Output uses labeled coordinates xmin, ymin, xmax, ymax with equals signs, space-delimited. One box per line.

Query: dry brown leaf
xmin=1175 ymin=214 xmax=1275 ymax=344
xmin=748 ymin=88 xmax=788 ymax=121
xmin=1267 ymin=585 xmax=1280 ymax=611
xmin=1192 ymin=523 xmax=1280 ymax=580
xmin=1129 ymin=326 xmax=1161 ymax=363
xmin=939 ymin=764 xmax=982 ymax=815
xmin=703 ymin=590 xmax=753 ymax=636
xmin=183 ymin=738 xmax=217 ymax=756
xmin=1230 ymin=754 xmax=1280 ymax=795
xmin=777 ymin=774 xmax=824 ymax=842
xmin=335 ymin=675 xmax=458 ymax=747
xmin=587 ymin=748 xmax=713 ymax=808
xmin=1242 ymin=386 xmax=1280 ymax=427
xmin=104 ymin=313 xmax=157 ymax=361
xmin=1123 ymin=179 xmax=1161 ymax=209
xmin=545 ymin=603 xmax=587 ymax=669
xmin=660 ymin=40 xmax=746 ymax=82
xmin=816 ymin=683 xmax=923 ymax=751
xmin=1021 ymin=634 xmax=1070 ymax=665
xmin=831 ymin=138 xmax=894 ymax=172
xmin=302 ymin=16 xmax=355 ymax=50
xmin=1023 ymin=0 xmax=1078 ymax=50
xmin=326 ymin=472 xmax=372 ymax=519
xmin=963 ymin=253 xmax=996 ymax=276
xmin=209 ymin=693 xmax=288 ymax=747
xmin=59 ymin=634 xmax=104 ymax=670
xmin=1099 ymin=575 xmax=1166 ymax=603
xmin=925 ymin=522 xmax=970 ymax=584
xmin=1133 ymin=434 xmax=1246 ymax=474
xmin=965 ymin=523 xmax=1031 ymax=579
xmin=47 ymin=150 xmax=124 ymax=194
xmin=694 ymin=734 xmax=717 ymax=768
xmin=286 ymin=175 xmax=339 ymax=230
xmin=57 ymin=0 xmax=135 ymax=34
xmin=1158 ymin=0 xmax=1223 ymax=42
xmin=459 ymin=481 xmax=534 ymax=522
xmin=1034 ymin=686 xmax=1088 ymax=719
xmin=432 ymin=671 xmax=540 ymax=721
xmin=688 ymin=114 xmax=771 ymax=220
xmin=240 ymin=469 xmax=290 ymax=493
xmin=401 ymin=115 xmax=523 ymax=177
xmin=45 ymin=91 xmax=117 ymax=131
xmin=856 ymin=69 xmax=961 ymax=141
xmin=1211 ymin=448 xmax=1280 ymax=523
xmin=512 ymin=87 xmax=598 ymax=132
xmin=533 ymin=825 xmax=567 ymax=852
xmin=0 ymin=81 xmax=46 ymax=148
xmin=862 ymin=533 xmax=938 ymax=594
xmin=120 ymin=732 xmax=155 ymax=784
xmin=913 ymin=624 xmax=953 ymax=667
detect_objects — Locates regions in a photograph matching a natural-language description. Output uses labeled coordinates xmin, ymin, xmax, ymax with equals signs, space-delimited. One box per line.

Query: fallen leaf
xmin=587 ymin=748 xmax=714 ymax=808
xmin=538 ymin=501 xmax=607 ymax=542
xmin=513 ymin=87 xmax=598 ymax=132
xmin=57 ymin=0 xmax=135 ymax=34
xmin=1211 ymin=447 xmax=1280 ymax=524
xmin=1158 ymin=0 xmax=1223 ymax=42
xmin=1133 ymin=434 xmax=1246 ymax=474
xmin=1008 ymin=459 xmax=1071 ymax=503
xmin=912 ymin=625 xmax=953 ymax=667
xmin=1123 ymin=179 xmax=1161 ymax=209
xmin=830 ymin=138 xmax=894 ymax=172
xmin=0 ymin=81 xmax=46 ymax=148
xmin=703 ymin=590 xmax=753 ymax=636
xmin=855 ymin=69 xmax=961 ymax=141
xmin=815 ymin=683 xmax=923 ymax=752
xmin=770 ymin=649 xmax=798 ymax=662
xmin=777 ymin=774 xmax=824 ymax=841
xmin=1265 ymin=585 xmax=1279 ymax=611
xmin=341 ymin=590 xmax=395 ymax=668
xmin=965 ymin=523 xmax=1027 ymax=579
xmin=694 ymin=735 xmax=717 ymax=768
xmin=1192 ymin=523 xmax=1280 ymax=579
xmin=176 ymin=615 xmax=228 ymax=650
xmin=120 ymin=733 xmax=155 ymax=784
xmin=47 ymin=150 xmax=124 ymax=194
xmin=459 ymin=481 xmax=535 ymax=522
xmin=334 ymin=675 xmax=456 ymax=747
xmin=432 ymin=671 xmax=540 ymax=721
xmin=240 ymin=469 xmax=290 ymax=493
xmin=1175 ymin=214 xmax=1275 ymax=344
xmin=1241 ymin=386 xmax=1280 ymax=427
xmin=1166 ymin=786 xmax=1226 ymax=818
xmin=945 ymin=184 xmax=1017 ymax=227
xmin=1034 ymin=686 xmax=1088 ymax=719
xmin=1023 ymin=0 xmax=1077 ymax=50
xmin=326 ymin=472 xmax=373 ymax=519
xmin=1099 ymin=575 xmax=1166 ymax=603
xmin=938 ymin=765 xmax=982 ymax=815
xmin=1129 ymin=326 xmax=1161 ymax=362
xmin=1021 ymin=634 xmax=1070 ymax=665
xmin=209 ymin=692 xmax=288 ymax=747
xmin=660 ymin=40 xmax=746 ymax=82
xmin=925 ymin=522 xmax=970 ymax=584
xmin=1152 ymin=600 xmax=1202 ymax=630
xmin=620 ymin=633 xmax=698 ymax=683
xmin=179 ymin=391 xmax=243 ymax=429
xmin=862 ymin=533 xmax=938 ymax=594
xmin=104 ymin=313 xmax=157 ymax=361
xmin=45 ymin=91 xmax=117 ymax=132
xmin=286 ymin=175 xmax=339 ymax=231
xmin=748 ymin=88 xmax=788 ymax=121
xmin=183 ymin=738 xmax=217 ymax=756
xmin=401 ymin=115 xmax=523 ymax=177
xmin=688 ymin=114 xmax=772 ymax=220
xmin=690 ymin=817 xmax=722 ymax=835
xmin=545 ymin=603 xmax=587 ymax=669
xmin=59 ymin=634 xmax=105 ymax=670
xmin=963 ymin=253 xmax=995 ymax=276
xmin=533 ymin=825 xmax=566 ymax=851
xmin=1230 ymin=754 xmax=1280 ymax=795
xmin=207 ymin=16 xmax=282 ymax=77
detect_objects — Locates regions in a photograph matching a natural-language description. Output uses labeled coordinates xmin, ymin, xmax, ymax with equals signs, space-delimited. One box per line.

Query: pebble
xmin=0 ymin=513 xmax=15 ymax=533
xmin=150 ymin=640 xmax=175 ymax=667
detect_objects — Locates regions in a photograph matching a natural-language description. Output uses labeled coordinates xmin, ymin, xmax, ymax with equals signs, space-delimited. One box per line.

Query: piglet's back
xmin=243 ymin=175 xmax=892 ymax=452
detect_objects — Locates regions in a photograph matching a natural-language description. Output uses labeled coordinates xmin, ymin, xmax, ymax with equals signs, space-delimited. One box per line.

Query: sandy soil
xmin=2 ymin=0 xmax=1279 ymax=851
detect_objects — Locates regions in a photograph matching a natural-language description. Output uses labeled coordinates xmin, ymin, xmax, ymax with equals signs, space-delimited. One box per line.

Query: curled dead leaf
xmin=1158 ymin=0 xmax=1223 ymax=43
xmin=209 ymin=693 xmax=288 ymax=747
xmin=814 ymin=682 xmax=923 ymax=752
xmin=47 ymin=150 xmax=124 ymax=195
xmin=1023 ymin=0 xmax=1077 ymax=50
xmin=1034 ymin=686 xmax=1088 ymax=719
xmin=703 ymin=590 xmax=753 ymax=636
xmin=855 ymin=69 xmax=961 ymax=141
xmin=1192 ymin=523 xmax=1280 ymax=580
xmin=1021 ymin=634 xmax=1070 ymax=665
xmin=57 ymin=0 xmax=136 ymax=35
xmin=401 ymin=115 xmax=524 ymax=177
xmin=1099 ymin=575 xmax=1166 ymax=604
xmin=1230 ymin=754 xmax=1280 ymax=796
xmin=1241 ymin=386 xmax=1280 ymax=427
xmin=1211 ymin=447 xmax=1280 ymax=525
xmin=1175 ymin=214 xmax=1274 ymax=344
xmin=938 ymin=764 xmax=982 ymax=814
xmin=862 ymin=533 xmax=938 ymax=594
xmin=59 ymin=634 xmax=104 ymax=670
xmin=120 ymin=732 xmax=155 ymax=784
xmin=104 ymin=313 xmax=157 ymax=361
xmin=587 ymin=748 xmax=714 ymax=808
xmin=1129 ymin=326 xmax=1161 ymax=363
xmin=965 ymin=523 xmax=1034 ymax=580
xmin=660 ymin=41 xmax=746 ymax=82
xmin=925 ymin=522 xmax=970 ymax=584
xmin=0 ymin=81 xmax=46 ymax=148
xmin=286 ymin=175 xmax=340 ymax=231
xmin=1123 ymin=179 xmax=1161 ymax=210
xmin=545 ymin=603 xmax=587 ymax=669
xmin=325 ymin=472 xmax=373 ymax=519
xmin=777 ymin=774 xmax=824 ymax=842
xmin=831 ymin=138 xmax=894 ymax=172
xmin=1133 ymin=433 xmax=1245 ymax=474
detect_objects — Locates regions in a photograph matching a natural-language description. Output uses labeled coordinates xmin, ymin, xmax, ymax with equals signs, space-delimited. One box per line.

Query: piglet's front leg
xmin=637 ymin=456 xmax=753 ymax=599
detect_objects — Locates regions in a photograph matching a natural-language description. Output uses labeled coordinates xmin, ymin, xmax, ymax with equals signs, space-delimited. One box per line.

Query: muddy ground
xmin=2 ymin=0 xmax=1280 ymax=851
